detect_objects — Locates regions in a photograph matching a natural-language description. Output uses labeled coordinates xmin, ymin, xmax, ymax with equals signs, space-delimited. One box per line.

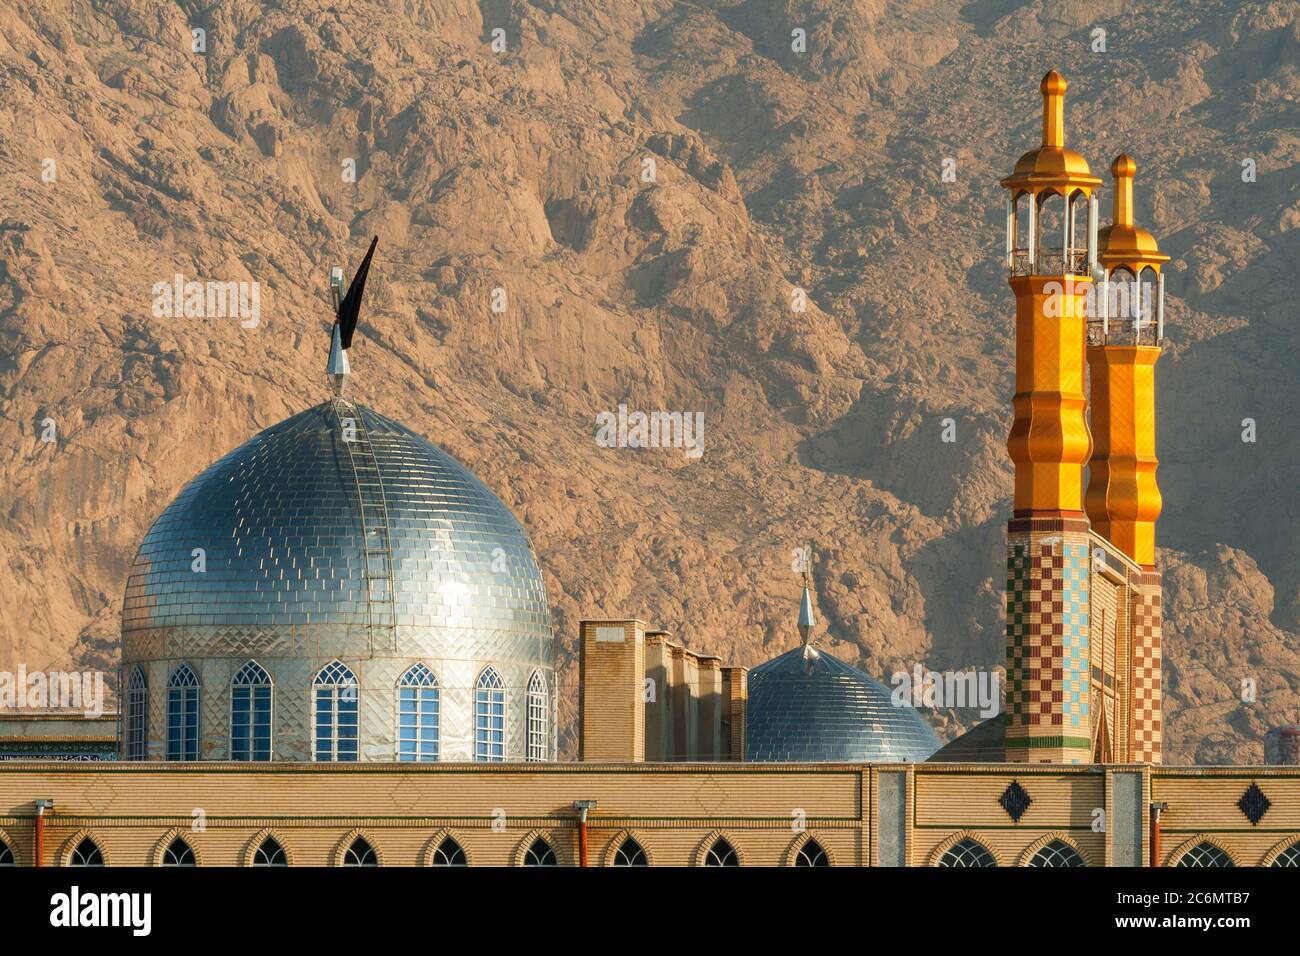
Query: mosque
xmin=0 ymin=72 xmax=1297 ymax=868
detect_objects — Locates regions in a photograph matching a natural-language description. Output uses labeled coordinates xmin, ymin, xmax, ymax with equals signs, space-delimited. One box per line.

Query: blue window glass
xmin=126 ymin=667 xmax=148 ymax=760
xmin=231 ymin=661 xmax=272 ymax=761
xmin=397 ymin=663 xmax=439 ymax=762
xmin=166 ymin=664 xmax=200 ymax=761
xmin=475 ymin=667 xmax=505 ymax=762
xmin=314 ymin=660 xmax=358 ymax=762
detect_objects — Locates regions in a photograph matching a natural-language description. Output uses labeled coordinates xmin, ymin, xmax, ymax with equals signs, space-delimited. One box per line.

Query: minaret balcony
xmin=1087 ymin=315 xmax=1161 ymax=348
xmin=1010 ymin=246 xmax=1090 ymax=278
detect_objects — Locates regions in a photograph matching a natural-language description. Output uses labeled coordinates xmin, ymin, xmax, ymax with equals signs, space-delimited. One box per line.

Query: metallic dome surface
xmin=121 ymin=398 xmax=554 ymax=761
xmin=745 ymin=645 xmax=941 ymax=763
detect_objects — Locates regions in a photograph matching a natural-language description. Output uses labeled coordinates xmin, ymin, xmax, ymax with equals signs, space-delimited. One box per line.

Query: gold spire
xmin=1111 ymin=153 xmax=1136 ymax=227
xmin=1041 ymin=69 xmax=1067 ymax=147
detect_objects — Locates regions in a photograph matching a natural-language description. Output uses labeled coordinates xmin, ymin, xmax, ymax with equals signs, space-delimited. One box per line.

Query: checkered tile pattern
xmin=1130 ymin=589 xmax=1162 ymax=763
xmin=1006 ymin=538 xmax=1090 ymax=732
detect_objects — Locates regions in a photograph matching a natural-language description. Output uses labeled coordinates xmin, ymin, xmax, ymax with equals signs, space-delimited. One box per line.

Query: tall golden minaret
xmin=999 ymin=71 xmax=1101 ymax=764
xmin=1087 ymin=155 xmax=1169 ymax=764
xmin=1086 ymin=155 xmax=1169 ymax=568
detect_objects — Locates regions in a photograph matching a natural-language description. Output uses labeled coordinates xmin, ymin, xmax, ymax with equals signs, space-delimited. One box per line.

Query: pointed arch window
xmin=612 ymin=837 xmax=647 ymax=866
xmin=70 ymin=837 xmax=104 ymax=867
xmin=397 ymin=663 xmax=439 ymax=762
xmin=231 ymin=661 xmax=272 ymax=761
xmin=795 ymin=839 xmax=829 ymax=867
xmin=526 ymin=670 xmax=547 ymax=761
xmin=1176 ymin=842 xmax=1233 ymax=868
xmin=1272 ymin=843 xmax=1300 ymax=867
xmin=0 ymin=838 xmax=15 ymax=866
xmin=1027 ymin=839 xmax=1085 ymax=867
xmin=704 ymin=837 xmax=738 ymax=866
xmin=162 ymin=837 xmax=196 ymax=866
xmin=938 ymin=838 xmax=996 ymax=867
xmin=343 ymin=837 xmax=377 ymax=866
xmin=432 ymin=837 xmax=467 ymax=867
xmin=166 ymin=664 xmax=200 ymax=761
xmin=475 ymin=667 xmax=505 ymax=762
xmin=252 ymin=836 xmax=286 ymax=866
xmin=314 ymin=660 xmax=359 ymax=762
xmin=523 ymin=837 xmax=556 ymax=866
xmin=126 ymin=666 xmax=148 ymax=760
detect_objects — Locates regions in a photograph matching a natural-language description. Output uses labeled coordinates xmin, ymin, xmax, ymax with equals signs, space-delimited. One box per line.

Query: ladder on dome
xmin=336 ymin=403 xmax=398 ymax=656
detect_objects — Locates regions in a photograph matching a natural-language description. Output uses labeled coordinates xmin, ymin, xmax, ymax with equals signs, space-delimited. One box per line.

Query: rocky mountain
xmin=1 ymin=0 xmax=1296 ymax=762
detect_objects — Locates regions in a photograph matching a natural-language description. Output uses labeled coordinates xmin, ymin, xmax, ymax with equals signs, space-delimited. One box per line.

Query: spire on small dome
xmin=797 ymin=544 xmax=816 ymax=647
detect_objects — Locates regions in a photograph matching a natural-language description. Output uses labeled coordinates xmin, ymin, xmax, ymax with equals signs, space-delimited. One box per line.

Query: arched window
xmin=703 ymin=837 xmax=738 ymax=867
xmin=126 ymin=666 xmax=148 ymax=760
xmin=166 ymin=664 xmax=200 ymax=761
xmin=1176 ymin=842 xmax=1234 ymax=868
xmin=252 ymin=836 xmax=286 ymax=866
xmin=612 ymin=837 xmax=647 ymax=866
xmin=938 ymin=838 xmax=996 ymax=867
xmin=1036 ymin=191 xmax=1065 ymax=272
xmin=230 ymin=661 xmax=272 ymax=761
xmin=795 ymin=839 xmax=829 ymax=867
xmin=432 ymin=837 xmax=467 ymax=867
xmin=526 ymin=670 xmax=547 ymax=761
xmin=313 ymin=660 xmax=359 ymax=762
xmin=474 ymin=668 xmax=505 ymax=762
xmin=396 ymin=663 xmax=438 ymax=762
xmin=162 ymin=837 xmax=195 ymax=866
xmin=70 ymin=837 xmax=104 ymax=867
xmin=1272 ymin=843 xmax=1300 ymax=867
xmin=523 ymin=837 xmax=556 ymax=866
xmin=0 ymin=838 xmax=15 ymax=866
xmin=343 ymin=837 xmax=377 ymax=866
xmin=1027 ymin=839 xmax=1085 ymax=867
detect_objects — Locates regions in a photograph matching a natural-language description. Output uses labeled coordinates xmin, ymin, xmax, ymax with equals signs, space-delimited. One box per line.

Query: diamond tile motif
xmin=999 ymin=780 xmax=1033 ymax=822
xmin=1237 ymin=782 xmax=1271 ymax=826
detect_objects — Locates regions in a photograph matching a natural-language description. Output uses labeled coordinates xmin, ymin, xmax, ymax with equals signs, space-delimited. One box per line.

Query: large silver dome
xmin=745 ymin=645 xmax=940 ymax=762
xmin=121 ymin=398 xmax=555 ymax=762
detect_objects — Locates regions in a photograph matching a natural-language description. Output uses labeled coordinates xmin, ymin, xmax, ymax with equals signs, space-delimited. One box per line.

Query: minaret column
xmin=999 ymin=71 xmax=1101 ymax=764
xmin=1088 ymin=155 xmax=1170 ymax=764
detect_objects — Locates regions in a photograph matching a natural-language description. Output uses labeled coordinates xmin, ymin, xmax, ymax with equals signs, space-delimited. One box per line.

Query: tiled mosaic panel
xmin=1006 ymin=539 xmax=1090 ymax=732
xmin=1130 ymin=588 xmax=1162 ymax=763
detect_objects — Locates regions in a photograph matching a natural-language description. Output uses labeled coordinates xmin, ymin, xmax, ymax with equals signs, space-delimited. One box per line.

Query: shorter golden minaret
xmin=1086 ymin=155 xmax=1170 ymax=569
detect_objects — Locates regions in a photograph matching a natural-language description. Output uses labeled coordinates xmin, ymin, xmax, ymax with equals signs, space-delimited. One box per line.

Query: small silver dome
xmin=745 ymin=645 xmax=940 ymax=763
xmin=121 ymin=398 xmax=554 ymax=761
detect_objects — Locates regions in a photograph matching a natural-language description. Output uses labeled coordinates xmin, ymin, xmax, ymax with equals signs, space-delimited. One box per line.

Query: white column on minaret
xmin=1157 ymin=271 xmax=1165 ymax=342
xmin=1087 ymin=194 xmax=1099 ymax=275
xmin=1062 ymin=193 xmax=1071 ymax=273
xmin=1101 ymin=268 xmax=1110 ymax=337
xmin=1134 ymin=275 xmax=1143 ymax=335
xmin=1027 ymin=194 xmax=1037 ymax=271
xmin=1006 ymin=195 xmax=1014 ymax=269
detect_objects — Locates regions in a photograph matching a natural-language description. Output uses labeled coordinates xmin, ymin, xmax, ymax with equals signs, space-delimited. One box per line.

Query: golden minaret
xmin=1086 ymin=155 xmax=1169 ymax=569
xmin=998 ymin=71 xmax=1101 ymax=764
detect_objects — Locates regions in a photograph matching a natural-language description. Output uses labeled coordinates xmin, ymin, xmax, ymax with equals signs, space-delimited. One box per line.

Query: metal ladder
xmin=335 ymin=401 xmax=398 ymax=655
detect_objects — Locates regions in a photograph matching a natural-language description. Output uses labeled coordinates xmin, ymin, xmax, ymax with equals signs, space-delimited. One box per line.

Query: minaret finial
xmin=326 ymin=236 xmax=379 ymax=398
xmin=797 ymin=543 xmax=815 ymax=645
xmin=1040 ymin=69 xmax=1067 ymax=148
xmin=1110 ymin=153 xmax=1136 ymax=227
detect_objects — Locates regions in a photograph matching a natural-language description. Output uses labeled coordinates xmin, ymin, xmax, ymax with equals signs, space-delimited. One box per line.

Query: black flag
xmin=336 ymin=236 xmax=378 ymax=349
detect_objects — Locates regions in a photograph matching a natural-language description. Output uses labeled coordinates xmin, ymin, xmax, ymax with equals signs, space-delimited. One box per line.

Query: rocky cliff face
xmin=1 ymin=0 xmax=1296 ymax=762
